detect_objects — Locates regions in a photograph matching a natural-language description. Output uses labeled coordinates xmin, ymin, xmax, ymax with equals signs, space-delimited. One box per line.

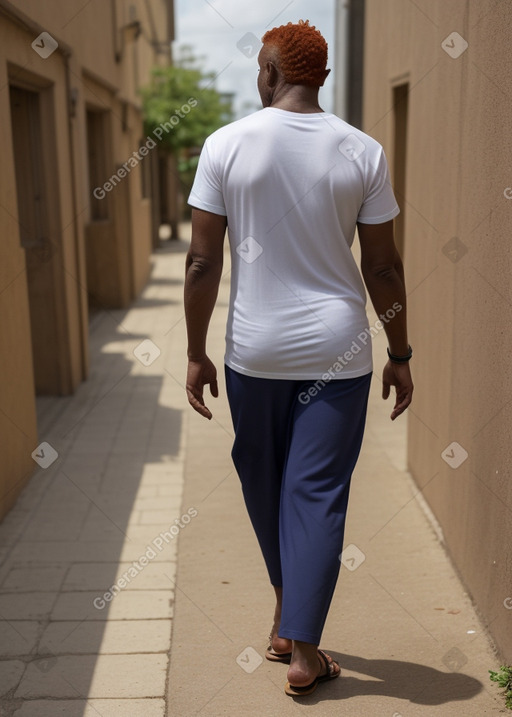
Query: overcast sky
xmin=174 ymin=0 xmax=337 ymax=117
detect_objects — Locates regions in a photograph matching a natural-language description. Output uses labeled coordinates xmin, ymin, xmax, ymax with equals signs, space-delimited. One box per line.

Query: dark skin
xmin=184 ymin=44 xmax=413 ymax=688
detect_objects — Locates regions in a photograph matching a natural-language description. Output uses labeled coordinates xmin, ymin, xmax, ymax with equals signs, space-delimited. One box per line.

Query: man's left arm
xmin=184 ymin=208 xmax=227 ymax=420
xmin=357 ymin=219 xmax=413 ymax=420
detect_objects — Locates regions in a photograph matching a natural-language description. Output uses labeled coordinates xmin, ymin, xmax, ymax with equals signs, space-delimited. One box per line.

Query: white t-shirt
xmin=188 ymin=107 xmax=400 ymax=380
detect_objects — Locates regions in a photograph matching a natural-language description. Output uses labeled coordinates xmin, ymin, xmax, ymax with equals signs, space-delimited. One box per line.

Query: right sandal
xmin=284 ymin=649 xmax=340 ymax=696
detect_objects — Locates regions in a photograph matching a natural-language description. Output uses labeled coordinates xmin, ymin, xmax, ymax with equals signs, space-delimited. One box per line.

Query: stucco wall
xmin=363 ymin=0 xmax=512 ymax=660
xmin=0 ymin=39 xmax=38 ymax=516
xmin=0 ymin=0 xmax=171 ymax=521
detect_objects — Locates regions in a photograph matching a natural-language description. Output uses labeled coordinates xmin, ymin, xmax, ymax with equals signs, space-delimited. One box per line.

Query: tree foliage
xmin=140 ymin=46 xmax=234 ymax=153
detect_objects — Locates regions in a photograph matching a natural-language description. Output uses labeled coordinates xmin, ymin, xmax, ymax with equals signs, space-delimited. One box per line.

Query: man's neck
xmin=268 ymin=85 xmax=324 ymax=114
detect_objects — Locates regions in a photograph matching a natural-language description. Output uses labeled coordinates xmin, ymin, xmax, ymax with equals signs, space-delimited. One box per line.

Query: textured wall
xmin=363 ymin=0 xmax=512 ymax=660
xmin=0 ymin=37 xmax=38 ymax=517
xmin=0 ymin=0 xmax=170 ymax=520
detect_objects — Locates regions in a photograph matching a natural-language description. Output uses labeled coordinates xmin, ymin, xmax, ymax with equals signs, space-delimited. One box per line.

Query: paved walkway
xmin=0 ymin=237 xmax=189 ymax=716
xmin=0 ymin=225 xmax=504 ymax=715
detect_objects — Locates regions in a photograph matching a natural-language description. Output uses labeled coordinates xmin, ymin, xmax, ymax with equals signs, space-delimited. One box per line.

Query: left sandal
xmin=285 ymin=649 xmax=340 ymax=696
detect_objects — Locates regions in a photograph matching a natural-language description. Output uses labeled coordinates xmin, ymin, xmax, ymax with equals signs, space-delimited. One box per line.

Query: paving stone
xmin=20 ymin=522 xmax=85 ymax=542
xmin=14 ymin=654 xmax=167 ymax=698
xmin=0 ymin=593 xmax=55 ymax=620
xmin=52 ymin=590 xmax=173 ymax=620
xmin=77 ymin=519 xmax=134 ymax=543
xmin=133 ymin=496 xmax=183 ymax=511
xmin=1 ymin=566 xmax=67 ymax=593
xmin=39 ymin=619 xmax=172 ymax=654
xmin=0 ymin=621 xmax=40 ymax=656
xmin=139 ymin=469 xmax=184 ymax=485
xmin=8 ymin=540 xmax=176 ymax=564
xmin=139 ymin=509 xmax=183 ymax=525
xmin=12 ymin=698 xmax=165 ymax=717
xmin=133 ymin=484 xmax=159 ymax=498
xmin=0 ymin=660 xmax=25 ymax=697
xmin=63 ymin=562 xmax=176 ymax=591
xmin=156 ymin=483 xmax=185 ymax=496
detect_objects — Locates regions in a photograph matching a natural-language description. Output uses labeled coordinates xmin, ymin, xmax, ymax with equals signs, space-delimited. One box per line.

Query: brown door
xmin=9 ymin=85 xmax=62 ymax=394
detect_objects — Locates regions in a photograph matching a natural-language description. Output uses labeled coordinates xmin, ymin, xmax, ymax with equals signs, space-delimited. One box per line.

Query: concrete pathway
xmin=0 ymin=225 xmax=505 ymax=716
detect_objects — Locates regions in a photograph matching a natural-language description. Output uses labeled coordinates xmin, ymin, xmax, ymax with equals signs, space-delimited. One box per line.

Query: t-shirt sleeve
xmin=357 ymin=147 xmax=400 ymax=224
xmin=187 ymin=139 xmax=227 ymax=216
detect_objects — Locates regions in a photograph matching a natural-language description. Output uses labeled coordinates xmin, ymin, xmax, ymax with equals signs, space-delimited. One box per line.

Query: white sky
xmin=174 ymin=0 xmax=337 ymax=117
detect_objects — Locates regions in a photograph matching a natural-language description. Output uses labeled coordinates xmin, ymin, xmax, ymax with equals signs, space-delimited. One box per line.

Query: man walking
xmin=184 ymin=20 xmax=413 ymax=696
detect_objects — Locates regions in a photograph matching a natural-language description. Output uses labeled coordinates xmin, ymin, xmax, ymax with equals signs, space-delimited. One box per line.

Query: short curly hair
xmin=261 ymin=19 xmax=328 ymax=87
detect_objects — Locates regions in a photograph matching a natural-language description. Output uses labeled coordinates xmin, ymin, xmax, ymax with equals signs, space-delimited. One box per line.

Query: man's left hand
xmin=382 ymin=359 xmax=413 ymax=421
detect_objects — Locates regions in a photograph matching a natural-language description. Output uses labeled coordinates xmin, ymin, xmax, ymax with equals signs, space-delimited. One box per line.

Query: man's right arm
xmin=184 ymin=208 xmax=227 ymax=420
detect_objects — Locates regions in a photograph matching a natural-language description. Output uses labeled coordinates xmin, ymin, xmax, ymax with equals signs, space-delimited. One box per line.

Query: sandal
xmin=285 ymin=649 xmax=340 ymax=696
xmin=265 ymin=630 xmax=292 ymax=663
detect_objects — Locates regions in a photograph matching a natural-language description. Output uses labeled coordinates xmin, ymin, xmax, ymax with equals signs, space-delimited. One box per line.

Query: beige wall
xmin=362 ymin=0 xmax=512 ymax=660
xmin=0 ymin=0 xmax=172 ymax=521
xmin=0 ymin=50 xmax=38 ymax=516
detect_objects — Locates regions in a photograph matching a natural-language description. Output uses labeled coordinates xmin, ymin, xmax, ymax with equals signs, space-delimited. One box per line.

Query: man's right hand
xmin=186 ymin=356 xmax=219 ymax=420
xmin=382 ymin=359 xmax=413 ymax=421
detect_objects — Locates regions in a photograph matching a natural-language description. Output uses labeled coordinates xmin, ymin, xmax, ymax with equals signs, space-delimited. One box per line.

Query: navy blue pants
xmin=225 ymin=365 xmax=372 ymax=645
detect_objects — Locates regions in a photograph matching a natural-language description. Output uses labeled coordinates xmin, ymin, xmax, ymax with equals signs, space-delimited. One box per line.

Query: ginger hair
xmin=261 ymin=19 xmax=328 ymax=87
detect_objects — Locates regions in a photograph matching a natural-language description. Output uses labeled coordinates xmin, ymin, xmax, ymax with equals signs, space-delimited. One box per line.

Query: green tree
xmin=140 ymin=46 xmax=234 ymax=233
xmin=140 ymin=45 xmax=234 ymax=153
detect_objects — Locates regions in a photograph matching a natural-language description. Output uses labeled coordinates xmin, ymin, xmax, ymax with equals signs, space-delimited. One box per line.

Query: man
xmin=184 ymin=20 xmax=413 ymax=697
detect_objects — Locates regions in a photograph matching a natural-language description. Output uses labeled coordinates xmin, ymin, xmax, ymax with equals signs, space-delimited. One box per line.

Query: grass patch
xmin=489 ymin=666 xmax=512 ymax=709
